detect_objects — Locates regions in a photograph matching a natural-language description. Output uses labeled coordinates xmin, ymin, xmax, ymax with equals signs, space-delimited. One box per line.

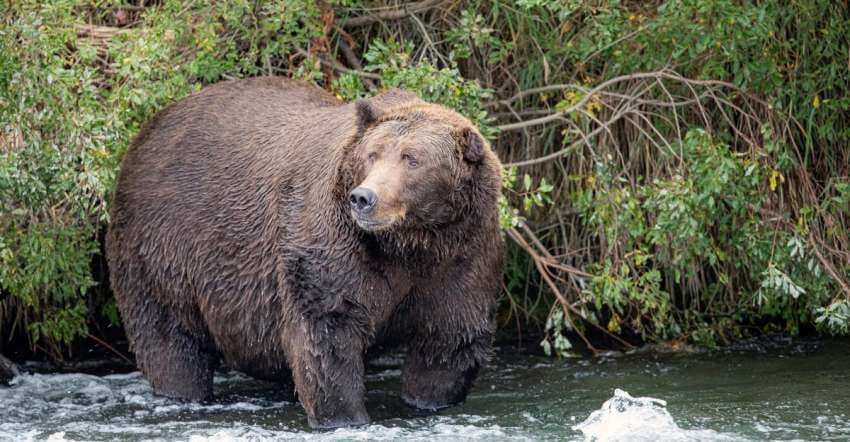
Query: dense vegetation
xmin=1 ymin=0 xmax=848 ymax=360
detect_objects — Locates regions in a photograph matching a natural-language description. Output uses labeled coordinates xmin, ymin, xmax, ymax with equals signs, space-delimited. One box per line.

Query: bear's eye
xmin=367 ymin=152 xmax=378 ymax=163
xmin=401 ymin=154 xmax=419 ymax=168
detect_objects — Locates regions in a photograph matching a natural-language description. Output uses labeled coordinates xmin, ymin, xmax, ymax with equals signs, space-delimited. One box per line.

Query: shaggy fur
xmin=106 ymin=77 xmax=504 ymax=429
xmin=0 ymin=353 xmax=18 ymax=385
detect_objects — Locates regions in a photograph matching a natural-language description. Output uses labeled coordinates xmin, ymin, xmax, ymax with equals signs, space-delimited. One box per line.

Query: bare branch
xmin=508 ymin=227 xmax=636 ymax=351
xmin=488 ymin=83 xmax=573 ymax=108
xmin=809 ymin=232 xmax=850 ymax=298
xmin=335 ymin=34 xmax=377 ymax=90
xmin=339 ymin=0 xmax=445 ymax=28
xmin=76 ymin=24 xmax=129 ymax=41
xmin=295 ymin=48 xmax=382 ymax=81
xmin=503 ymin=97 xmax=636 ymax=167
xmin=495 ymin=71 xmax=672 ymax=132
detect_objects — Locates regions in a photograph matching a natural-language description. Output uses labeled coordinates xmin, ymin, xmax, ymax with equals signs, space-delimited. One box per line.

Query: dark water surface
xmin=1 ymin=337 xmax=848 ymax=441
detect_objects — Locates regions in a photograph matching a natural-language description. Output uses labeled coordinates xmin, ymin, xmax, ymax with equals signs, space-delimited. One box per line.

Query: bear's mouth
xmin=352 ymin=214 xmax=392 ymax=232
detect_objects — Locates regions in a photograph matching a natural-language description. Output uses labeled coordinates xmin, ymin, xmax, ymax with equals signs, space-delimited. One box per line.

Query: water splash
xmin=2 ymin=340 xmax=848 ymax=442
xmin=573 ymin=389 xmax=734 ymax=442
xmin=0 ymin=371 xmax=528 ymax=441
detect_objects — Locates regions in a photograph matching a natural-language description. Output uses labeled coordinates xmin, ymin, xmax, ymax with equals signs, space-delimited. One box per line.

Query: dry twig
xmin=339 ymin=0 xmax=445 ymax=28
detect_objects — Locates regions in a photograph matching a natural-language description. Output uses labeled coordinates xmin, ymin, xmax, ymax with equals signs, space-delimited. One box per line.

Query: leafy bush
xmin=1 ymin=0 xmax=324 ymax=355
xmin=1 ymin=0 xmax=848 ymax=358
xmin=569 ymin=129 xmax=835 ymax=345
xmin=493 ymin=0 xmax=850 ymax=351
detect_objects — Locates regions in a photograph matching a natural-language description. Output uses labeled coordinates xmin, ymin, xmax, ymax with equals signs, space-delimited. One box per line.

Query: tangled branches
xmin=489 ymin=66 xmax=849 ymax=349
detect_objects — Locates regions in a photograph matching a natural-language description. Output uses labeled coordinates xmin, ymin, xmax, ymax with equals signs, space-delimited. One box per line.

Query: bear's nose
xmin=349 ymin=187 xmax=377 ymax=215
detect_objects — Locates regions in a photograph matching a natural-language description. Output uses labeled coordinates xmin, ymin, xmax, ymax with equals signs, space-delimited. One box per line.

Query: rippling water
xmin=1 ymin=337 xmax=848 ymax=441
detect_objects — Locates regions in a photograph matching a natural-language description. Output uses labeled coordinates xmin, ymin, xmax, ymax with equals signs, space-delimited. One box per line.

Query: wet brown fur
xmin=105 ymin=77 xmax=504 ymax=429
xmin=0 ymin=353 xmax=18 ymax=385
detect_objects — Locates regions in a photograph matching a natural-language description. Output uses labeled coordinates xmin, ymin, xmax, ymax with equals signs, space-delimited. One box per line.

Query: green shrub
xmin=568 ymin=129 xmax=835 ymax=345
xmin=0 ymin=0 xmax=324 ymax=355
xmin=1 ymin=0 xmax=848 ymax=358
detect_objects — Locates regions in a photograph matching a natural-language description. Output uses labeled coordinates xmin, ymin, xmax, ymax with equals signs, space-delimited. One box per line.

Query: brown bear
xmin=106 ymin=77 xmax=503 ymax=429
xmin=0 ymin=353 xmax=17 ymax=385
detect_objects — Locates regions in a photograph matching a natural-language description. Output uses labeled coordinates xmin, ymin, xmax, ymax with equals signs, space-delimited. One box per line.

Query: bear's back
xmin=107 ymin=78 xmax=354 ymax=319
xmin=122 ymin=77 xmax=341 ymax=172
xmin=111 ymin=77 xmax=348 ymax=234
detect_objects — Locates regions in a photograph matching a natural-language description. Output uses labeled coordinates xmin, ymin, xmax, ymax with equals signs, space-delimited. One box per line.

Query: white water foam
xmin=573 ymin=389 xmax=737 ymax=442
xmin=0 ymin=371 xmax=773 ymax=441
xmin=0 ymin=371 xmax=530 ymax=441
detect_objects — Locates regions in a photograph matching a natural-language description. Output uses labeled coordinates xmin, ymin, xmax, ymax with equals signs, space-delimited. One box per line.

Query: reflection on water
xmin=1 ymin=337 xmax=848 ymax=441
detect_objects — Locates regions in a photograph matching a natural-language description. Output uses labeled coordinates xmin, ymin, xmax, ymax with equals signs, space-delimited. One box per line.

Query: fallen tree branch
xmin=335 ymin=33 xmax=377 ymax=90
xmin=75 ymin=24 xmax=130 ymax=42
xmin=88 ymin=333 xmax=135 ymax=366
xmin=808 ymin=232 xmax=850 ymax=298
xmin=507 ymin=227 xmax=596 ymax=352
xmin=508 ymin=226 xmax=636 ymax=352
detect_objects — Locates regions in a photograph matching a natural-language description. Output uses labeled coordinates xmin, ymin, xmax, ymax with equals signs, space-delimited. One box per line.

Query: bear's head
xmin=346 ymin=91 xmax=501 ymax=244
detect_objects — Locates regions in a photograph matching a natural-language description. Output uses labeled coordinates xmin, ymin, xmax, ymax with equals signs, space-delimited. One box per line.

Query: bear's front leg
xmin=288 ymin=312 xmax=370 ymax=429
xmin=400 ymin=256 xmax=499 ymax=410
xmin=401 ymin=330 xmax=493 ymax=411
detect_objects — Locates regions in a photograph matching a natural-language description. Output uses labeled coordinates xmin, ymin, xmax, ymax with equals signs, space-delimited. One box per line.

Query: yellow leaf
xmin=585 ymin=97 xmax=602 ymax=117
xmin=797 ymin=215 xmax=807 ymax=231
xmin=813 ymin=95 xmax=821 ymax=109
xmin=607 ymin=314 xmax=621 ymax=333
xmin=769 ymin=170 xmax=785 ymax=191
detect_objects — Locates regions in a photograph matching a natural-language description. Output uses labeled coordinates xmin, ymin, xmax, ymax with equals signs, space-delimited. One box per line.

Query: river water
xmin=1 ymin=337 xmax=848 ymax=441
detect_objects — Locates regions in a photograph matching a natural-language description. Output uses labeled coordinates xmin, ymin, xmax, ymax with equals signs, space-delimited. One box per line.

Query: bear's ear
xmin=356 ymin=90 xmax=420 ymax=132
xmin=355 ymin=99 xmax=378 ymax=131
xmin=459 ymin=127 xmax=485 ymax=164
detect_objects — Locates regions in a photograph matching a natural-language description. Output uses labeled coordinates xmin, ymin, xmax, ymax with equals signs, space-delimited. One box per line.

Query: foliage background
xmin=1 ymin=0 xmax=848 ymax=359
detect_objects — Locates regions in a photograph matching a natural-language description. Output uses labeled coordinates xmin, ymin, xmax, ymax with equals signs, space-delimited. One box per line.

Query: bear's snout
xmin=349 ymin=186 xmax=377 ymax=215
